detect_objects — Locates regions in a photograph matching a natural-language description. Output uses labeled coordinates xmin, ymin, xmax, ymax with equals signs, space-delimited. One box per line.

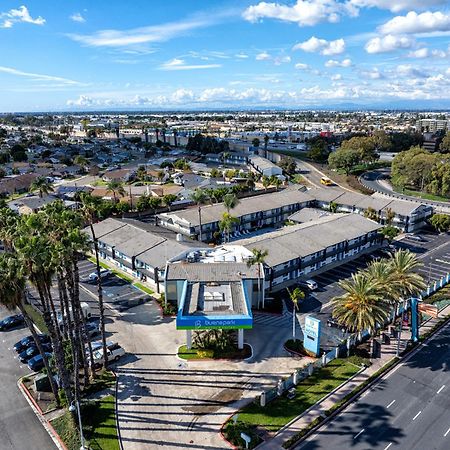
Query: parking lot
xmin=78 ymin=260 xmax=150 ymax=312
xmin=0 ymin=308 xmax=56 ymax=450
xmin=295 ymin=230 xmax=450 ymax=349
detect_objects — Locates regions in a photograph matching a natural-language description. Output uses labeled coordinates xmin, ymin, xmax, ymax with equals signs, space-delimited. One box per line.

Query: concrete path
xmin=257 ymin=304 xmax=450 ymax=449
xmin=112 ymin=301 xmax=312 ymax=450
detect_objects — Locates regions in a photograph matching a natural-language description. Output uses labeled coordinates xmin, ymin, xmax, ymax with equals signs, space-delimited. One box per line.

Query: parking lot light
xmin=69 ymin=400 xmax=87 ymax=450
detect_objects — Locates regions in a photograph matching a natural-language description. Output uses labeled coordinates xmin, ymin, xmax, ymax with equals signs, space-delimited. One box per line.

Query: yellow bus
xmin=320 ymin=176 xmax=333 ymax=186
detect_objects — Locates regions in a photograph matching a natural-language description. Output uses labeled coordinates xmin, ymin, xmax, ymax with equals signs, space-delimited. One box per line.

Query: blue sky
xmin=1 ymin=1 xmax=450 ymax=111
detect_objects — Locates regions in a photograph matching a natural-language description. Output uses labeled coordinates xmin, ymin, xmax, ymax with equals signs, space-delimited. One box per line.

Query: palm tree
xmin=246 ymin=248 xmax=268 ymax=309
xmin=190 ymin=189 xmax=210 ymax=242
xmin=30 ymin=176 xmax=54 ymax=198
xmin=329 ymin=201 xmax=338 ymax=213
xmin=264 ymin=134 xmax=270 ymax=157
xmin=221 ymin=151 xmax=230 ymax=169
xmin=331 ymin=272 xmax=391 ymax=335
xmin=80 ymin=194 xmax=108 ymax=370
xmin=219 ymin=212 xmax=239 ymax=244
xmin=262 ymin=176 xmax=271 ymax=191
xmin=272 ymin=177 xmax=282 ymax=191
xmin=364 ymin=206 xmax=379 ymax=222
xmin=0 ymin=207 xmax=19 ymax=251
xmin=384 ymin=207 xmax=395 ymax=226
xmin=106 ymin=180 xmax=125 ymax=203
xmin=0 ymin=253 xmax=60 ymax=402
xmin=223 ymin=193 xmax=239 ymax=214
xmin=287 ymin=287 xmax=305 ymax=341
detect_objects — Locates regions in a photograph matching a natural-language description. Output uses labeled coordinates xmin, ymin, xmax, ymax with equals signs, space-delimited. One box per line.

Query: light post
xmin=427 ymin=260 xmax=432 ymax=286
xmin=69 ymin=400 xmax=87 ymax=450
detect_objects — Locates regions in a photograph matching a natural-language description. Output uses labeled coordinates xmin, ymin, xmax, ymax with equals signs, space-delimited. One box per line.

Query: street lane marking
xmin=444 ymin=427 xmax=450 ymax=437
xmin=353 ymin=429 xmax=365 ymax=439
xmin=436 ymin=259 xmax=450 ymax=265
xmin=383 ymin=443 xmax=393 ymax=450
xmin=413 ymin=411 xmax=422 ymax=421
xmin=387 ymin=400 xmax=396 ymax=408
xmin=437 ymin=385 xmax=445 ymax=394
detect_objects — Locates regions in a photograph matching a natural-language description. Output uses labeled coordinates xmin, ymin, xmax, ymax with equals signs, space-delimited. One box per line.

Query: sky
xmin=1 ymin=0 xmax=450 ymax=111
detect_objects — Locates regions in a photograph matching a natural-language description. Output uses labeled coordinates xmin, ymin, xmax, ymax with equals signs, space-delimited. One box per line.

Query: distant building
xmin=248 ymin=155 xmax=283 ymax=178
xmin=416 ymin=119 xmax=449 ymax=133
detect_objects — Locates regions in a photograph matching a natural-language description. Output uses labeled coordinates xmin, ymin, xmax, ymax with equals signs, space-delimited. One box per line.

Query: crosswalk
xmin=253 ymin=310 xmax=291 ymax=328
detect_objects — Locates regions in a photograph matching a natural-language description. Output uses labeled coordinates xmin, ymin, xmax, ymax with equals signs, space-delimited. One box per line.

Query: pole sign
xmin=303 ymin=315 xmax=321 ymax=357
xmin=411 ymin=297 xmax=419 ymax=342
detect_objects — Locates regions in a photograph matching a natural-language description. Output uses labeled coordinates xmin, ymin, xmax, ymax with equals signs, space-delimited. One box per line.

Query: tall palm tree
xmin=190 ymin=189 xmax=210 ymax=242
xmin=0 ymin=207 xmax=19 ymax=251
xmin=262 ymin=176 xmax=271 ymax=191
xmin=223 ymin=193 xmax=239 ymax=214
xmin=0 ymin=253 xmax=60 ymax=402
xmin=331 ymin=272 xmax=391 ymax=334
xmin=106 ymin=180 xmax=125 ymax=204
xmin=80 ymin=194 xmax=108 ymax=370
xmin=246 ymin=248 xmax=269 ymax=309
xmin=287 ymin=287 xmax=305 ymax=341
xmin=219 ymin=212 xmax=239 ymax=244
xmin=384 ymin=207 xmax=395 ymax=226
xmin=30 ymin=176 xmax=54 ymax=198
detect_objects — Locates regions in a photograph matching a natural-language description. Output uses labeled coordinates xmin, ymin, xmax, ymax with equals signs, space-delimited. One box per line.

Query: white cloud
xmin=159 ymin=58 xmax=221 ymax=71
xmin=68 ymin=14 xmax=225 ymax=48
xmin=361 ymin=67 xmax=384 ymax=79
xmin=408 ymin=47 xmax=447 ymax=58
xmin=380 ymin=11 xmax=450 ymax=35
xmin=295 ymin=62 xmax=309 ymax=69
xmin=274 ymin=55 xmax=291 ymax=65
xmin=325 ymin=58 xmax=352 ymax=67
xmin=235 ymin=53 xmax=249 ymax=59
xmin=331 ymin=74 xmax=342 ymax=80
xmin=365 ymin=34 xmax=414 ymax=53
xmin=243 ymin=1 xmax=358 ymax=27
xmin=256 ymin=51 xmax=271 ymax=60
xmin=293 ymin=36 xmax=345 ymax=55
xmin=349 ymin=1 xmax=446 ymax=13
xmin=0 ymin=5 xmax=45 ymax=28
xmin=70 ymin=13 xmax=86 ymax=23
xmin=0 ymin=65 xmax=81 ymax=85
xmin=396 ymin=64 xmax=428 ymax=78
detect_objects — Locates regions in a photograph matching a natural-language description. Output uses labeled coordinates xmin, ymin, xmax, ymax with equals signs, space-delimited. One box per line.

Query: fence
xmin=258 ymin=270 xmax=450 ymax=408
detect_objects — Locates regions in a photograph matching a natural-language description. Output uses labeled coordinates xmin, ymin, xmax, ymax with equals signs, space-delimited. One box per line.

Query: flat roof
xmin=166 ymin=262 xmax=259 ymax=282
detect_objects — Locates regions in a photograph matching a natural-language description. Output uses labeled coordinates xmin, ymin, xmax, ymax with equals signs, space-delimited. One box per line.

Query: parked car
xmin=304 ymin=279 xmax=318 ymax=291
xmin=92 ymin=343 xmax=125 ymax=368
xmin=85 ymin=321 xmax=100 ymax=338
xmin=327 ymin=318 xmax=347 ymax=331
xmin=85 ymin=269 xmax=111 ymax=283
xmin=89 ymin=340 xmax=115 ymax=353
xmin=57 ymin=302 xmax=92 ymax=330
xmin=408 ymin=234 xmax=425 ymax=242
xmin=0 ymin=314 xmax=24 ymax=331
xmin=14 ymin=334 xmax=50 ymax=353
xmin=28 ymin=353 xmax=53 ymax=372
xmin=19 ymin=343 xmax=52 ymax=363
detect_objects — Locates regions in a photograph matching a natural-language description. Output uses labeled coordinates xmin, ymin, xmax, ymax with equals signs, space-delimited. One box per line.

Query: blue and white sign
xmin=303 ymin=315 xmax=321 ymax=357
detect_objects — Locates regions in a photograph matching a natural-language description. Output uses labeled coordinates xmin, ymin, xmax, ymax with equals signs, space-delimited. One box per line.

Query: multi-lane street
xmin=298 ymin=321 xmax=450 ymax=450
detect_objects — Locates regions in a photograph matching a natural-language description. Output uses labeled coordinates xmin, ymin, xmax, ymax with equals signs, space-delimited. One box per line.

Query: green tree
xmin=10 ymin=143 xmax=28 ymax=162
xmin=219 ymin=212 xmax=239 ymax=243
xmin=307 ymin=137 xmax=330 ymax=162
xmin=163 ymin=194 xmax=178 ymax=211
xmin=331 ymin=272 xmax=391 ymax=334
xmin=439 ymin=131 xmax=450 ymax=153
xmin=287 ymin=287 xmax=305 ymax=341
xmin=328 ymin=146 xmax=361 ymax=175
xmin=190 ymin=189 xmax=210 ymax=242
xmin=223 ymin=193 xmax=240 ymax=214
xmin=252 ymin=138 xmax=260 ymax=147
xmin=429 ymin=214 xmax=450 ymax=232
xmin=30 ymin=176 xmax=54 ymax=198
xmin=106 ymin=180 xmax=125 ymax=203
xmin=246 ymin=248 xmax=268 ymax=309
xmin=278 ymin=156 xmax=296 ymax=175
xmin=262 ymin=175 xmax=271 ymax=191
xmin=329 ymin=201 xmax=338 ymax=213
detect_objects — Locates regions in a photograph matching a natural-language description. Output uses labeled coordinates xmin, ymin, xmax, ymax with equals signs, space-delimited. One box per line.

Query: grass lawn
xmin=23 ymin=304 xmax=48 ymax=334
xmin=178 ymin=344 xmax=252 ymax=360
xmin=394 ymin=187 xmax=450 ymax=203
xmin=233 ymin=359 xmax=360 ymax=433
xmin=87 ymin=257 xmax=135 ymax=283
xmin=52 ymin=396 xmax=119 ymax=450
xmin=133 ymin=282 xmax=154 ymax=295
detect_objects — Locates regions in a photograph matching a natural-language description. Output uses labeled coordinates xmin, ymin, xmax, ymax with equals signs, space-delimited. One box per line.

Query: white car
xmin=87 ymin=269 xmax=111 ymax=282
xmin=305 ymin=279 xmax=318 ymax=290
xmin=92 ymin=343 xmax=125 ymax=367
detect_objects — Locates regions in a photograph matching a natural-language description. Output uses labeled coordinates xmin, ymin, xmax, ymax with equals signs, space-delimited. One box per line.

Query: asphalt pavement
xmin=297 ymin=320 xmax=450 ymax=450
xmin=0 ymin=308 xmax=55 ymax=450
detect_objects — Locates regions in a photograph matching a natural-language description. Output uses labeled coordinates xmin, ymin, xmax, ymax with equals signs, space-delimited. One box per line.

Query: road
xmin=297 ymin=320 xmax=450 ymax=450
xmin=360 ymin=169 xmax=450 ymax=210
xmin=0 ymin=308 xmax=55 ymax=450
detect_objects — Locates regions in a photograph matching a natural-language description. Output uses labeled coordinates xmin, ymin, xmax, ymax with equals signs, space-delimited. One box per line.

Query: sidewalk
xmin=257 ymin=304 xmax=450 ymax=449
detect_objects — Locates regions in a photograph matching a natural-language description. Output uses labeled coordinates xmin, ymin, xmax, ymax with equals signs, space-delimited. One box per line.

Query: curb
xmin=113 ymin=370 xmax=124 ymax=450
xmin=175 ymin=343 xmax=254 ymax=363
xmin=17 ymin=378 xmax=68 ymax=450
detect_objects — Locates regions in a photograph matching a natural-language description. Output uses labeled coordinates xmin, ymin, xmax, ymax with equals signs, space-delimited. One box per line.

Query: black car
xmin=0 ymin=314 xmax=24 ymax=331
xmin=13 ymin=334 xmax=50 ymax=353
xmin=28 ymin=353 xmax=53 ymax=372
xmin=19 ymin=343 xmax=52 ymax=363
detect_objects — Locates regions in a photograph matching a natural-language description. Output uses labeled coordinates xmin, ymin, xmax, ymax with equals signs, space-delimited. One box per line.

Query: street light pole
xmin=69 ymin=400 xmax=87 ymax=450
xmin=396 ymin=298 xmax=406 ymax=357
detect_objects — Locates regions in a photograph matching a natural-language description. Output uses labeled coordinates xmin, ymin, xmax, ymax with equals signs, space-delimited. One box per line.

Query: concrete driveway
xmin=112 ymin=302 xmax=310 ymax=450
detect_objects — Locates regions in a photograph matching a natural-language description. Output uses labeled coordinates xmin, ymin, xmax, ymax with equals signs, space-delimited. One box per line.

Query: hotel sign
xmin=303 ymin=316 xmax=321 ymax=357
xmin=176 ymin=315 xmax=253 ymax=330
